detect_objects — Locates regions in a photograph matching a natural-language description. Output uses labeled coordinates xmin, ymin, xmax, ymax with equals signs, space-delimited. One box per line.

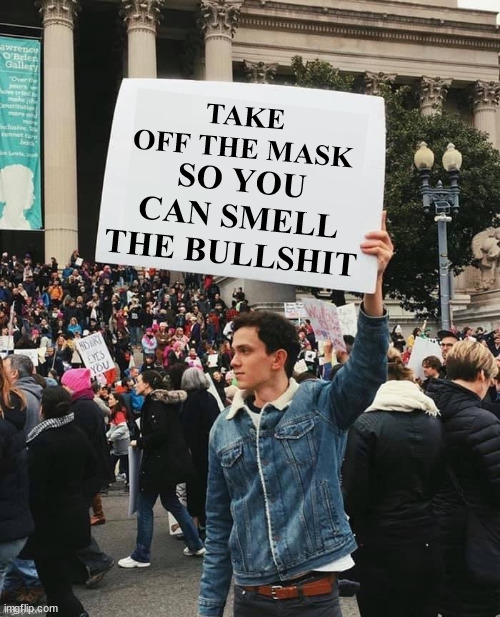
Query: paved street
xmin=78 ymin=483 xmax=360 ymax=617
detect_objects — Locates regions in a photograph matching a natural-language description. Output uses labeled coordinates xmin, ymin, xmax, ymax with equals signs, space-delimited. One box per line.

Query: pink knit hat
xmin=61 ymin=368 xmax=92 ymax=393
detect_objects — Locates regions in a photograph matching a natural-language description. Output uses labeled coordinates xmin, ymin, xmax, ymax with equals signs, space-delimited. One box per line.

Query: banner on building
xmin=97 ymin=79 xmax=386 ymax=292
xmin=0 ymin=35 xmax=42 ymax=230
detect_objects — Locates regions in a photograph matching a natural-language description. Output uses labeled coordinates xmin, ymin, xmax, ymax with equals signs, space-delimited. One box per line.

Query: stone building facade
xmin=2 ymin=0 xmax=499 ymax=319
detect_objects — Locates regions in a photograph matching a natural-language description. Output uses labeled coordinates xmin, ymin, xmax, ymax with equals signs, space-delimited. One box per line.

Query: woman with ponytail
xmin=24 ymin=386 xmax=101 ymax=617
xmin=0 ymin=359 xmax=32 ymax=595
xmin=342 ymin=348 xmax=446 ymax=617
xmin=118 ymin=370 xmax=204 ymax=569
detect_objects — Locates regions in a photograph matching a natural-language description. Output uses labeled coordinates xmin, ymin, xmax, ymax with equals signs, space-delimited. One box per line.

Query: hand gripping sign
xmin=96 ymin=80 xmax=385 ymax=293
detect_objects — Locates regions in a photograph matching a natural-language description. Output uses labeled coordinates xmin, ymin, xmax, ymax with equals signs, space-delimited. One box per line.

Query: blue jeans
xmin=4 ymin=558 xmax=40 ymax=590
xmin=233 ymin=579 xmax=342 ymax=616
xmin=131 ymin=489 xmax=203 ymax=563
xmin=0 ymin=538 xmax=27 ymax=592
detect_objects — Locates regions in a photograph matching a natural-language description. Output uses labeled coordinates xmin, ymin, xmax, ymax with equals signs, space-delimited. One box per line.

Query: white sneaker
xmin=118 ymin=556 xmax=151 ymax=568
xmin=183 ymin=546 xmax=206 ymax=557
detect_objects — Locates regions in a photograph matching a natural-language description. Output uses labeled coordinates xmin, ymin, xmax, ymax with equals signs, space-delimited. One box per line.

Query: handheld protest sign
xmin=96 ymin=79 xmax=385 ymax=292
xmin=407 ymin=337 xmax=443 ymax=381
xmin=75 ymin=332 xmax=115 ymax=377
xmin=302 ymin=298 xmax=346 ymax=351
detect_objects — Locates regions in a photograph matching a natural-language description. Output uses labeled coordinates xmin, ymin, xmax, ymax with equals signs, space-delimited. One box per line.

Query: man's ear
xmin=272 ymin=349 xmax=288 ymax=371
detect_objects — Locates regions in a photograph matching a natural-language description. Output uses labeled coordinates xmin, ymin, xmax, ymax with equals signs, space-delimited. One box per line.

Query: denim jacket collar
xmin=226 ymin=378 xmax=300 ymax=420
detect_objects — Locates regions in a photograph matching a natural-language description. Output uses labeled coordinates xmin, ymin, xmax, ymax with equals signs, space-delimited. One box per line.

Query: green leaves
xmin=291 ymin=57 xmax=500 ymax=316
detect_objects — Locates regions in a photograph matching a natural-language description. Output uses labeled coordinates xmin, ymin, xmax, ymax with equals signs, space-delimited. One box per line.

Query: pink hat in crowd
xmin=173 ymin=341 xmax=184 ymax=352
xmin=61 ymin=368 xmax=92 ymax=393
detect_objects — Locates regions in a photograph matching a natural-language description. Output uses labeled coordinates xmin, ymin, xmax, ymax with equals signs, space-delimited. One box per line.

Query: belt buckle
xmin=270 ymin=585 xmax=283 ymax=600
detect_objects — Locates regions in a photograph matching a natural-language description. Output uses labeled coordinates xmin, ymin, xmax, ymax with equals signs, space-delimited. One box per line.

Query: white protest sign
xmin=0 ymin=335 xmax=13 ymax=350
xmin=96 ymin=79 xmax=385 ymax=292
xmin=337 ymin=303 xmax=358 ymax=337
xmin=302 ymin=298 xmax=346 ymax=352
xmin=13 ymin=348 xmax=39 ymax=367
xmin=284 ymin=302 xmax=307 ymax=320
xmin=407 ymin=337 xmax=443 ymax=381
xmin=75 ymin=332 xmax=114 ymax=377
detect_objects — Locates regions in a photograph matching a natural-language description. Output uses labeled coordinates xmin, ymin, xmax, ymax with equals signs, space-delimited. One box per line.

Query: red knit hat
xmin=61 ymin=368 xmax=92 ymax=393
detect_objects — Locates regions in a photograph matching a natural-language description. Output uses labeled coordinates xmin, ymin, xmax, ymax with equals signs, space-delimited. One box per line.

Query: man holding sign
xmin=198 ymin=218 xmax=393 ymax=617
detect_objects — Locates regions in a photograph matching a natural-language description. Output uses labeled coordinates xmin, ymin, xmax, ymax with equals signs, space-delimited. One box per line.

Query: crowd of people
xmin=0 ymin=236 xmax=500 ymax=617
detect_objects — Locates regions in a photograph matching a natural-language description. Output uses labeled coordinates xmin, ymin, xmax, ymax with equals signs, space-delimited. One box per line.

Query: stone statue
xmin=472 ymin=227 xmax=500 ymax=290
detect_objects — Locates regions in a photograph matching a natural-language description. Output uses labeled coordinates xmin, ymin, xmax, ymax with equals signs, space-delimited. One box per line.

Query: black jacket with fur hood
xmin=138 ymin=389 xmax=194 ymax=492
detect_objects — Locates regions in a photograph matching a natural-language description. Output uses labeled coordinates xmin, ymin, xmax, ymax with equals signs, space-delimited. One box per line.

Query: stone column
xmin=243 ymin=60 xmax=278 ymax=84
xmin=38 ymin=0 xmax=79 ymax=266
xmin=473 ymin=81 xmax=500 ymax=145
xmin=364 ymin=72 xmax=396 ymax=96
xmin=201 ymin=0 xmax=243 ymax=82
xmin=418 ymin=77 xmax=451 ymax=116
xmin=122 ymin=0 xmax=164 ymax=78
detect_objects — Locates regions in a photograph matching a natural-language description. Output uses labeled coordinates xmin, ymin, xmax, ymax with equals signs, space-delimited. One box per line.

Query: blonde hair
xmin=446 ymin=340 xmax=498 ymax=382
xmin=387 ymin=347 xmax=414 ymax=381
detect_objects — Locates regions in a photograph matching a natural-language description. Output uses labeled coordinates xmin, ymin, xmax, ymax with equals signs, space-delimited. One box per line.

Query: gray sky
xmin=457 ymin=0 xmax=500 ymax=21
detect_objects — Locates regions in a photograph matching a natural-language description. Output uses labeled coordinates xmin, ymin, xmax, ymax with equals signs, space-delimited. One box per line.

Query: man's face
xmin=422 ymin=364 xmax=439 ymax=379
xmin=440 ymin=337 xmax=457 ymax=360
xmin=231 ymin=327 xmax=281 ymax=391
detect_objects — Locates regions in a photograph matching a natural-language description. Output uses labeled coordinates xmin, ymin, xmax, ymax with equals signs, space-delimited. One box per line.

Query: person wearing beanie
xmin=60 ymin=369 xmax=115 ymax=587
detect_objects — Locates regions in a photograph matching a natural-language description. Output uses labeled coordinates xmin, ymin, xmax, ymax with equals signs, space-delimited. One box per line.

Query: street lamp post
xmin=414 ymin=142 xmax=462 ymax=331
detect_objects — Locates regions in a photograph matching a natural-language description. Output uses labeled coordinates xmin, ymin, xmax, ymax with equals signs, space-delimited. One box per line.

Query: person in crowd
xmin=106 ymin=392 xmax=130 ymax=485
xmin=406 ymin=327 xmax=421 ymax=349
xmin=24 ymin=387 xmax=100 ymax=617
xmin=197 ymin=221 xmax=393 ymax=617
xmin=167 ymin=340 xmax=186 ymax=367
xmin=211 ymin=371 xmax=227 ymax=406
xmin=67 ymin=317 xmax=82 ymax=337
xmin=118 ymin=370 xmax=204 ymax=569
xmin=140 ymin=353 xmax=160 ymax=374
xmin=390 ymin=325 xmax=405 ymax=352
xmin=438 ymin=330 xmax=459 ymax=377
xmin=61 ymin=370 xmax=112 ymax=527
xmin=2 ymin=354 xmax=45 ymax=605
xmin=185 ymin=347 xmax=203 ymax=371
xmin=421 ymin=355 xmax=443 ymax=391
xmin=487 ymin=328 xmax=500 ymax=358
xmin=427 ymin=341 xmax=500 ymax=617
xmin=91 ymin=380 xmax=111 ymax=423
xmin=0 ymin=361 xmax=33 ymax=600
xmin=180 ymin=368 xmax=220 ymax=535
xmin=342 ymin=349 xmax=445 ymax=616
xmin=59 ymin=369 xmax=114 ymax=587
xmin=155 ymin=322 xmax=170 ymax=366
xmin=141 ymin=328 xmax=157 ymax=358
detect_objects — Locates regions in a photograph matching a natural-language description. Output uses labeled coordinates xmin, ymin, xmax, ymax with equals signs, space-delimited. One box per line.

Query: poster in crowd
xmin=0 ymin=36 xmax=42 ymax=230
xmin=284 ymin=302 xmax=307 ymax=320
xmin=302 ymin=298 xmax=358 ymax=350
xmin=75 ymin=331 xmax=115 ymax=377
xmin=407 ymin=337 xmax=442 ymax=381
xmin=97 ymin=79 xmax=385 ymax=292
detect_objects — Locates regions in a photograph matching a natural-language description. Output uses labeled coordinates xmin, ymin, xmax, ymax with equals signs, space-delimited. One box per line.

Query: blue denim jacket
xmin=198 ymin=308 xmax=389 ymax=616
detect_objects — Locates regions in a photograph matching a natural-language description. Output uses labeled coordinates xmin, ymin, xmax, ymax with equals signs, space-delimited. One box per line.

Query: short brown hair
xmin=422 ymin=355 xmax=442 ymax=371
xmin=233 ymin=311 xmax=300 ymax=379
xmin=446 ymin=340 xmax=498 ymax=382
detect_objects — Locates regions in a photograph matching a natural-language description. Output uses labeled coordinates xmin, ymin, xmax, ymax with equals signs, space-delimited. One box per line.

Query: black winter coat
xmin=0 ymin=394 xmax=34 ymax=543
xmin=138 ymin=389 xmax=194 ymax=492
xmin=24 ymin=423 xmax=100 ymax=559
xmin=71 ymin=395 xmax=114 ymax=487
xmin=181 ymin=389 xmax=219 ymax=476
xmin=427 ymin=379 xmax=500 ymax=617
xmin=343 ymin=408 xmax=445 ymax=546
